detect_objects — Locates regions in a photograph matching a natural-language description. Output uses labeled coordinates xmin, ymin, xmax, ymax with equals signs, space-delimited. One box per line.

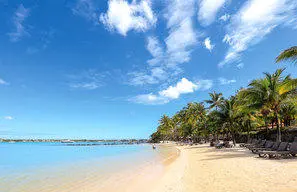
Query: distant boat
xmin=61 ymin=140 xmax=74 ymax=143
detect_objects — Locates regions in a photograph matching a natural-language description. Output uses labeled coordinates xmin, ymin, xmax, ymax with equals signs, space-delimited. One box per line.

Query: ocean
xmin=0 ymin=142 xmax=177 ymax=192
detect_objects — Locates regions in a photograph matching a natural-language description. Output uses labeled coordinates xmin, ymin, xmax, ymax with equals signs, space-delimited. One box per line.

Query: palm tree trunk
xmin=231 ymin=132 xmax=236 ymax=146
xmin=265 ymin=121 xmax=269 ymax=137
xmin=275 ymin=112 xmax=281 ymax=142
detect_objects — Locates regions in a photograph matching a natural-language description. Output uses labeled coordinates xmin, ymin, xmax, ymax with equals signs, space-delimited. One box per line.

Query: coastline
xmin=153 ymin=143 xmax=297 ymax=192
xmin=2 ymin=143 xmax=297 ymax=192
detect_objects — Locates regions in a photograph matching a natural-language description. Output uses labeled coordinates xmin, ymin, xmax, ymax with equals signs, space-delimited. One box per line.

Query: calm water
xmin=0 ymin=142 xmax=177 ymax=192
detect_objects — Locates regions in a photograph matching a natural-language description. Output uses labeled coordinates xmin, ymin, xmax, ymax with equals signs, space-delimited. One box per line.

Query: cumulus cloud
xmin=198 ymin=0 xmax=226 ymax=26
xmin=218 ymin=77 xmax=236 ymax=85
xmin=204 ymin=37 xmax=214 ymax=51
xmin=219 ymin=0 xmax=297 ymax=67
xmin=159 ymin=78 xmax=198 ymax=99
xmin=129 ymin=0 xmax=199 ymax=86
xmin=131 ymin=78 xmax=213 ymax=105
xmin=8 ymin=4 xmax=30 ymax=42
xmin=72 ymin=0 xmax=99 ymax=25
xmin=100 ymin=0 xmax=156 ymax=36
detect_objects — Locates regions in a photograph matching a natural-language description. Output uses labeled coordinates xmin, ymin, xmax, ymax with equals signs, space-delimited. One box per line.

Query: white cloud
xmin=159 ymin=78 xmax=198 ymax=99
xmin=204 ymin=37 xmax=214 ymax=51
xmin=8 ymin=4 xmax=30 ymax=42
xmin=127 ymin=71 xmax=159 ymax=86
xmin=72 ymin=0 xmax=99 ymax=25
xmin=132 ymin=93 xmax=169 ymax=105
xmin=100 ymin=0 xmax=156 ymax=36
xmin=165 ymin=18 xmax=197 ymax=66
xmin=219 ymin=0 xmax=297 ymax=67
xmin=70 ymin=82 xmax=100 ymax=90
xmin=131 ymin=78 xmax=212 ymax=105
xmin=196 ymin=79 xmax=213 ymax=90
xmin=68 ymin=70 xmax=108 ymax=90
xmin=198 ymin=0 xmax=226 ymax=26
xmin=129 ymin=0 xmax=199 ymax=86
xmin=146 ymin=36 xmax=164 ymax=66
xmin=218 ymin=77 xmax=236 ymax=85
xmin=0 ymin=78 xmax=8 ymax=85
xmin=4 ymin=116 xmax=14 ymax=120
xmin=219 ymin=13 xmax=230 ymax=22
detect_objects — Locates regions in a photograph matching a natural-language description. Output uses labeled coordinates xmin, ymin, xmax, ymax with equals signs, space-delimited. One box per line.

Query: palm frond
xmin=276 ymin=46 xmax=297 ymax=64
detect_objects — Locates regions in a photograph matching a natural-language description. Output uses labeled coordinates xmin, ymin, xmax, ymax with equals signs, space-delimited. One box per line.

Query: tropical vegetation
xmin=150 ymin=48 xmax=297 ymax=144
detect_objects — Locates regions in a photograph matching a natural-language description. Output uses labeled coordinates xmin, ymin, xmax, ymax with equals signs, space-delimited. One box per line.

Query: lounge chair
xmin=257 ymin=142 xmax=289 ymax=158
xmin=216 ymin=140 xmax=233 ymax=149
xmin=239 ymin=138 xmax=252 ymax=147
xmin=215 ymin=142 xmax=224 ymax=149
xmin=247 ymin=140 xmax=266 ymax=150
xmin=261 ymin=142 xmax=297 ymax=159
xmin=253 ymin=141 xmax=281 ymax=154
xmin=242 ymin=139 xmax=259 ymax=148
xmin=250 ymin=141 xmax=275 ymax=154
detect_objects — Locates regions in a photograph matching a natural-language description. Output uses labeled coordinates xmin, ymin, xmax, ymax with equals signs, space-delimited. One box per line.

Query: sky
xmin=0 ymin=0 xmax=297 ymax=139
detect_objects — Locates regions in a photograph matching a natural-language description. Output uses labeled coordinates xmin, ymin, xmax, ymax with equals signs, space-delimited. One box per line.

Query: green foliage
xmin=150 ymin=68 xmax=297 ymax=143
xmin=276 ymin=46 xmax=297 ymax=64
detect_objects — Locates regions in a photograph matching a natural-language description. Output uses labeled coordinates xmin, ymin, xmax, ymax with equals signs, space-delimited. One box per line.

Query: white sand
xmin=152 ymin=144 xmax=297 ymax=192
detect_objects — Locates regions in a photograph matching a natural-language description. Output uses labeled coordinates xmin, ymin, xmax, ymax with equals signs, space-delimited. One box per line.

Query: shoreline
xmin=153 ymin=143 xmax=297 ymax=192
xmin=2 ymin=143 xmax=297 ymax=192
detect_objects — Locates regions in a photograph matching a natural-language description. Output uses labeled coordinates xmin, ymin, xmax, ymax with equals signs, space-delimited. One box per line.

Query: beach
xmin=2 ymin=143 xmax=297 ymax=192
xmin=152 ymin=144 xmax=297 ymax=192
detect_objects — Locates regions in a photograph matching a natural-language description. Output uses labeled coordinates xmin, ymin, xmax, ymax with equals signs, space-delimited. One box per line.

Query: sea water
xmin=0 ymin=142 xmax=177 ymax=192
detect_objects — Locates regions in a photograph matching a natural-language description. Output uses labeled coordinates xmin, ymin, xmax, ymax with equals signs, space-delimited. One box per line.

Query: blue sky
xmin=0 ymin=0 xmax=297 ymax=139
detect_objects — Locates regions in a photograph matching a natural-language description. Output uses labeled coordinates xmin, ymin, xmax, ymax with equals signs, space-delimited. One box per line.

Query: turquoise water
xmin=0 ymin=142 xmax=162 ymax=175
xmin=0 ymin=142 xmax=177 ymax=192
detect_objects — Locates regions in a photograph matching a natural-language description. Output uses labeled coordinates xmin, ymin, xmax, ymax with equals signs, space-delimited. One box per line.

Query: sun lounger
xmin=239 ymin=138 xmax=252 ymax=147
xmin=247 ymin=140 xmax=266 ymax=150
xmin=242 ymin=139 xmax=259 ymax=148
xmin=257 ymin=142 xmax=289 ymax=158
xmin=250 ymin=141 xmax=274 ymax=153
xmin=252 ymin=141 xmax=280 ymax=154
xmin=261 ymin=142 xmax=297 ymax=159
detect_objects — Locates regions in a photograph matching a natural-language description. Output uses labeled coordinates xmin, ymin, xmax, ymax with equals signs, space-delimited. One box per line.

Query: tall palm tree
xmin=205 ymin=91 xmax=224 ymax=110
xmin=217 ymin=96 xmax=239 ymax=145
xmin=240 ymin=69 xmax=297 ymax=142
xmin=276 ymin=46 xmax=297 ymax=64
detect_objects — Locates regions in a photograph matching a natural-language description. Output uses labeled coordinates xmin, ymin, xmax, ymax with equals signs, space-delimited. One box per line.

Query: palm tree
xmin=276 ymin=46 xmax=297 ymax=64
xmin=158 ymin=115 xmax=174 ymax=141
xmin=276 ymin=46 xmax=297 ymax=91
xmin=217 ymin=96 xmax=239 ymax=145
xmin=240 ymin=69 xmax=297 ymax=142
xmin=205 ymin=91 xmax=224 ymax=110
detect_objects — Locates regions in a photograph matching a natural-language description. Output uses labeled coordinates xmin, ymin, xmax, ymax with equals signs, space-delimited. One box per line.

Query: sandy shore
xmin=152 ymin=144 xmax=297 ymax=192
